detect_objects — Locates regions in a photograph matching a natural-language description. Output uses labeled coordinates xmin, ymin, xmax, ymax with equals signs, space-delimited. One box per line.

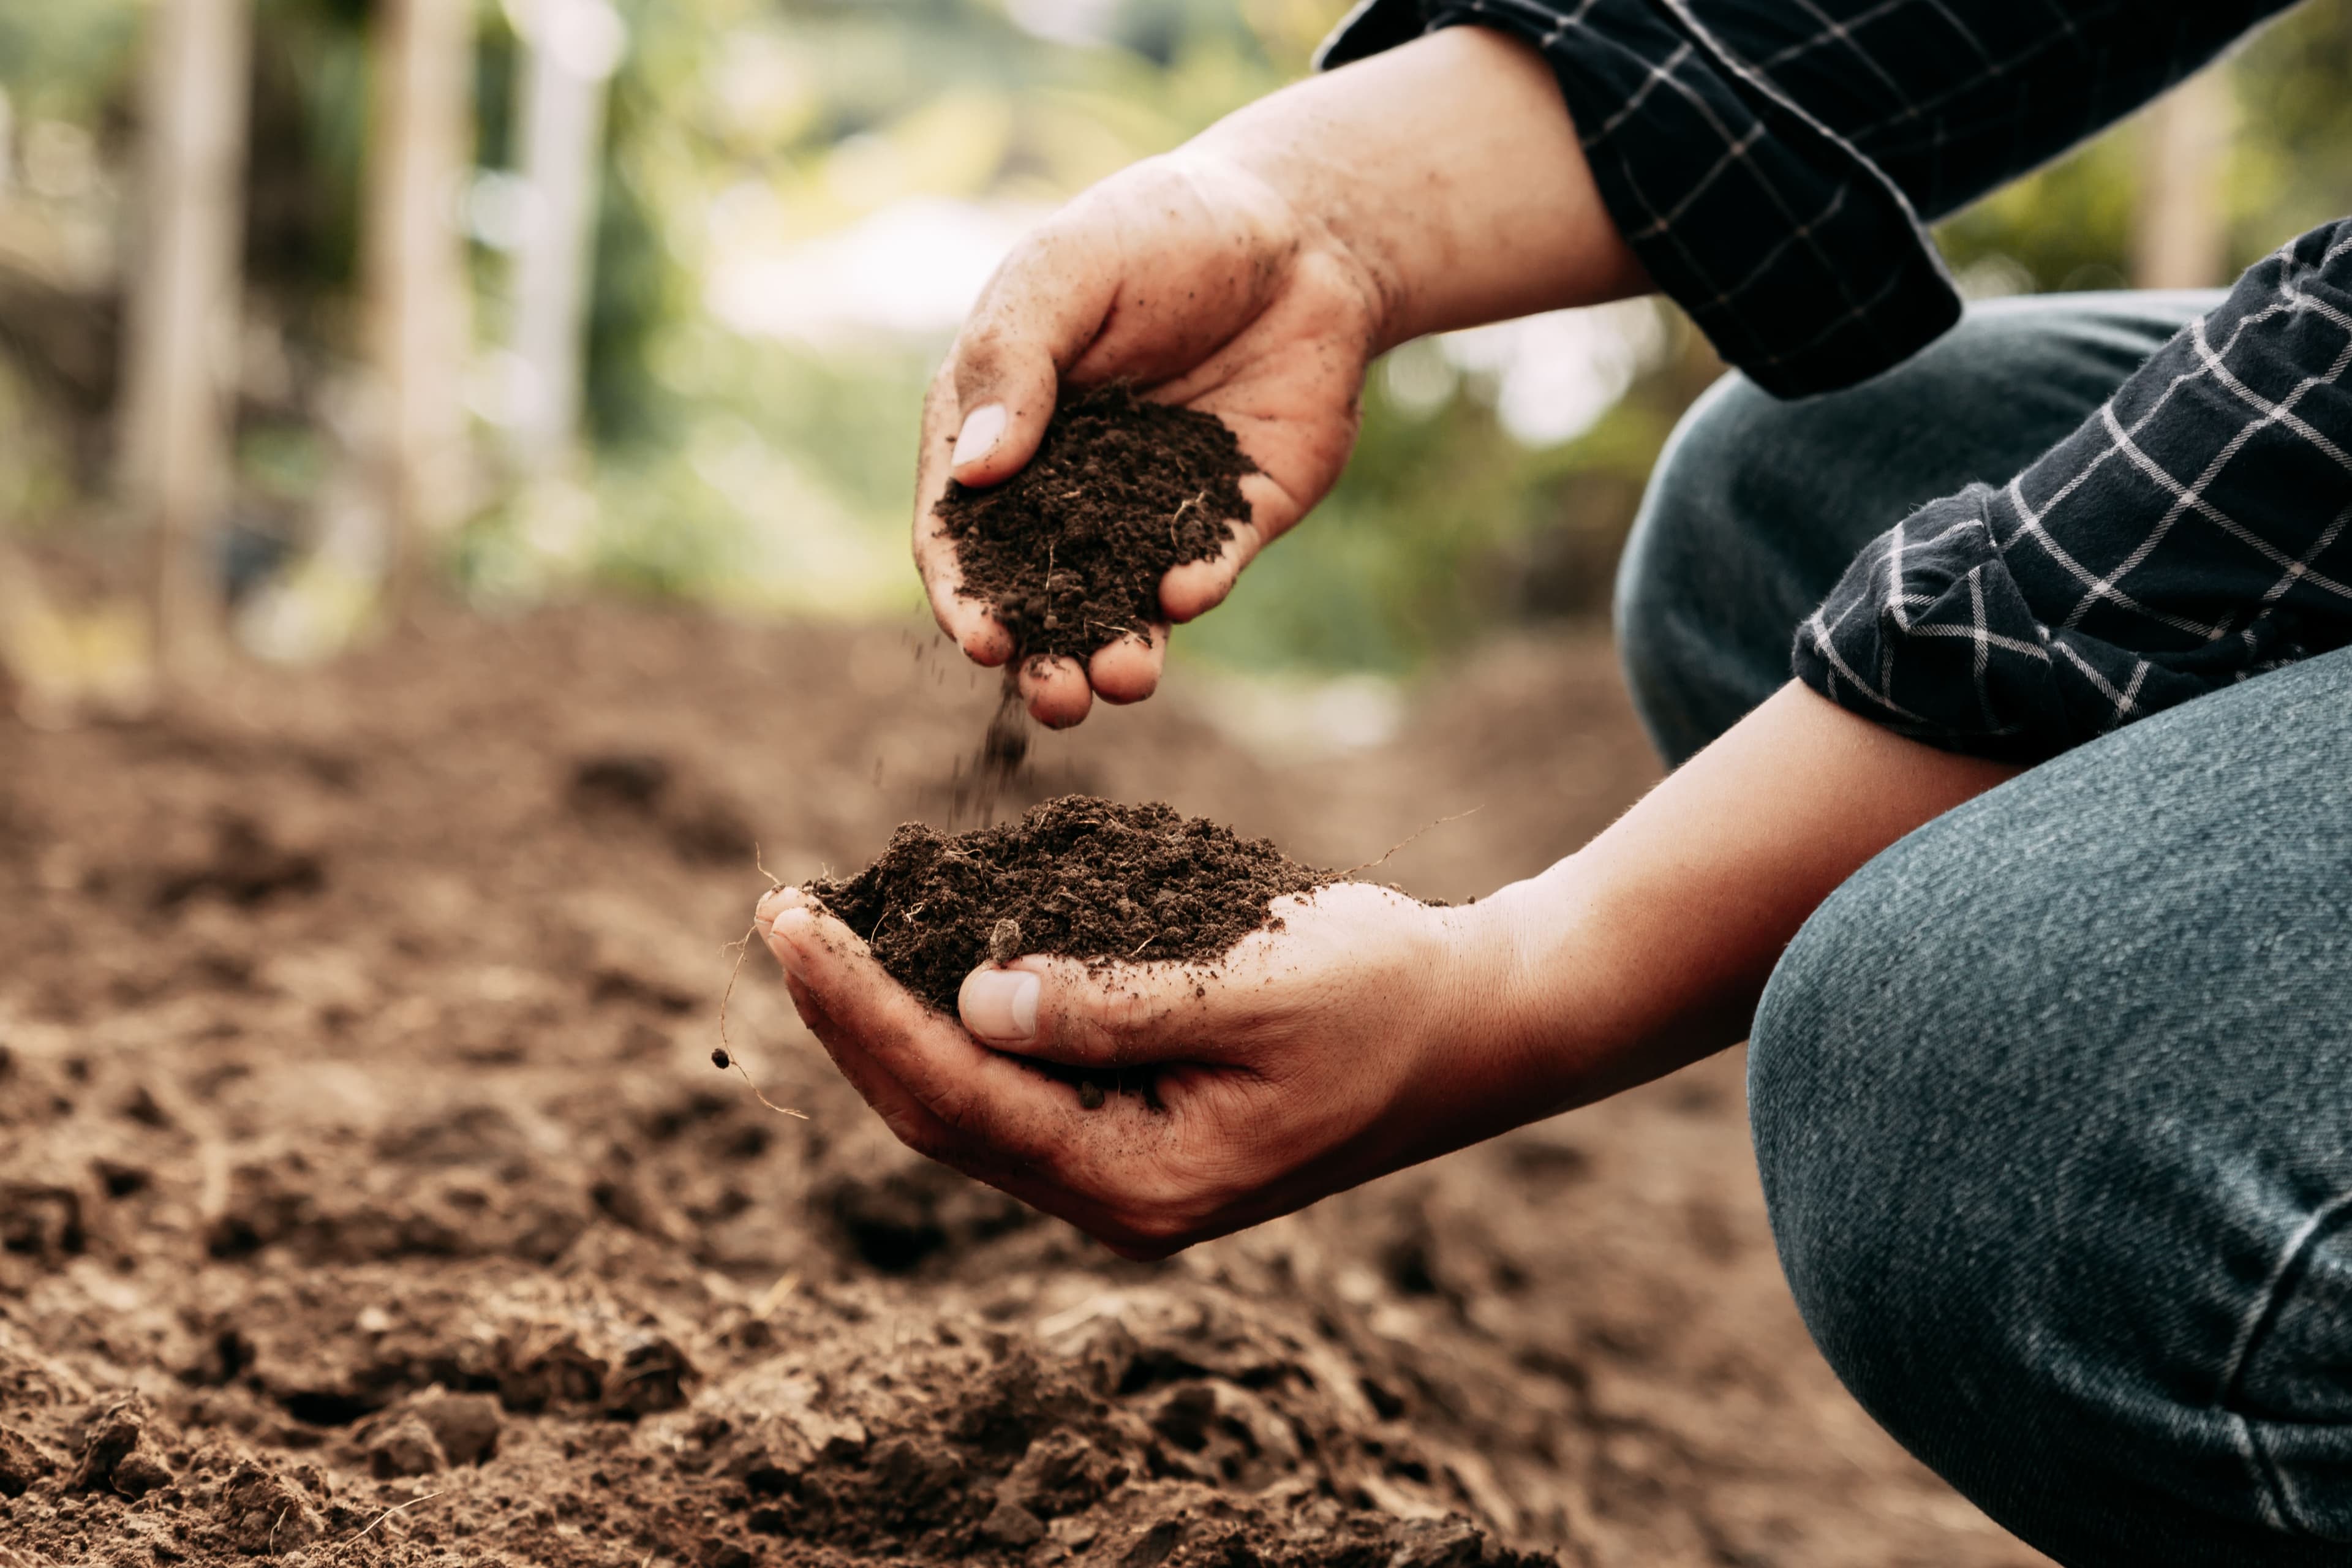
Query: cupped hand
xmin=755 ymin=880 xmax=1542 ymax=1258
xmin=915 ymin=151 xmax=1385 ymax=728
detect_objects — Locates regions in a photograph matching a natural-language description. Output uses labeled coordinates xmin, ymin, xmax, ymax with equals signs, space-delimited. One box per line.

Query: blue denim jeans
xmin=1617 ymin=292 xmax=2352 ymax=1567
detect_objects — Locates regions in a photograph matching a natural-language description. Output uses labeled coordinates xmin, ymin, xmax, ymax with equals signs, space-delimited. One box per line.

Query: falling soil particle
xmin=933 ymin=384 xmax=1256 ymax=663
xmin=945 ymin=669 xmax=1035 ymax=828
xmin=805 ymin=796 xmax=1329 ymax=1016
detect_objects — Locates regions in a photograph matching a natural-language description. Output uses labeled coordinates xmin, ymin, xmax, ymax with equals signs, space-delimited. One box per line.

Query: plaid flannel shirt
xmin=1323 ymin=0 xmax=2352 ymax=761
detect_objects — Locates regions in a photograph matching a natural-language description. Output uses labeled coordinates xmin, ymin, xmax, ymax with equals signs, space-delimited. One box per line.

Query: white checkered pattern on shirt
xmin=1321 ymin=0 xmax=2299 ymax=397
xmin=1322 ymin=0 xmax=2346 ymax=758
xmin=1795 ymin=223 xmax=2352 ymax=758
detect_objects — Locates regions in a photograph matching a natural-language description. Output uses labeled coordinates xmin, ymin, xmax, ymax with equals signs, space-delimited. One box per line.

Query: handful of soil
xmin=806 ymin=796 xmax=1327 ymax=1016
xmin=934 ymin=385 xmax=1257 ymax=663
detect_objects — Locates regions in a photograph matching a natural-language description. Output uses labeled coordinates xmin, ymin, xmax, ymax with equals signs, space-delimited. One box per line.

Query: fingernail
xmin=766 ymin=908 xmax=814 ymax=981
xmin=960 ymin=968 xmax=1039 ymax=1043
xmin=952 ymin=404 xmax=1007 ymax=470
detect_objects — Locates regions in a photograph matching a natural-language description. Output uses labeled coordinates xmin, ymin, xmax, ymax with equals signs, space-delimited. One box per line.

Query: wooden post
xmin=364 ymin=0 xmax=477 ymax=612
xmin=508 ymin=0 xmax=626 ymax=477
xmin=119 ymin=0 xmax=254 ymax=682
xmin=2133 ymin=67 xmax=2233 ymax=292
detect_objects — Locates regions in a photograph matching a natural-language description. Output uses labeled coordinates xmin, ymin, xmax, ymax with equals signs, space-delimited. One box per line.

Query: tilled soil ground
xmin=0 ymin=605 xmax=2051 ymax=1568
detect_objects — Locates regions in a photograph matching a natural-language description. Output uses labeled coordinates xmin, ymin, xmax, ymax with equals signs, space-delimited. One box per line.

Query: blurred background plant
xmin=0 ymin=0 xmax=2346 ymax=714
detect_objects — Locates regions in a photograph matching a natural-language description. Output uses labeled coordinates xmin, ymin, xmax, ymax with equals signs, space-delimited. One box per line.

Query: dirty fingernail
xmin=952 ymin=404 xmax=1007 ymax=470
xmin=765 ymin=908 xmax=814 ymax=980
xmin=960 ymin=968 xmax=1039 ymax=1043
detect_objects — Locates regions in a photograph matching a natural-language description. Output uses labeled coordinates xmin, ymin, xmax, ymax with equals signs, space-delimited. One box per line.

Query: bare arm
xmin=758 ymin=684 xmax=2019 ymax=1256
xmin=918 ymin=27 xmax=1649 ymax=726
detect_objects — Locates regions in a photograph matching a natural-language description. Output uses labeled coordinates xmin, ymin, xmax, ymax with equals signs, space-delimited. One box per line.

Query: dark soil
xmin=806 ymin=797 xmax=1330 ymax=1016
xmin=0 ymin=605 xmax=2049 ymax=1568
xmin=935 ymin=385 xmax=1256 ymax=662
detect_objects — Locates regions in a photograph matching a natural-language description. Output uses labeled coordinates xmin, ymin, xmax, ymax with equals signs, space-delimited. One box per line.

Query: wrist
xmin=1188 ymin=28 xmax=1646 ymax=353
xmin=1375 ymin=886 xmax=1598 ymax=1159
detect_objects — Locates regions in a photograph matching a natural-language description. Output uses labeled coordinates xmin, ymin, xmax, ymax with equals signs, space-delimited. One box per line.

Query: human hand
xmin=915 ymin=151 xmax=1381 ymax=728
xmin=917 ymin=28 xmax=1649 ymax=728
xmin=755 ymin=880 xmax=1542 ymax=1257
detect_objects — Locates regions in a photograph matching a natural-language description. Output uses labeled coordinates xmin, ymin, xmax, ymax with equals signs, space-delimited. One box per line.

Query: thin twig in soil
xmin=1338 ymin=807 xmax=1485 ymax=879
xmin=1128 ymin=933 xmax=1159 ymax=960
xmin=335 ymin=1491 xmax=440 ymax=1556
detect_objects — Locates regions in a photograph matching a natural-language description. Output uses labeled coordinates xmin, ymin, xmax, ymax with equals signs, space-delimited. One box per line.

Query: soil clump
xmin=935 ymin=385 xmax=1255 ymax=662
xmin=807 ymin=796 xmax=1329 ymax=1016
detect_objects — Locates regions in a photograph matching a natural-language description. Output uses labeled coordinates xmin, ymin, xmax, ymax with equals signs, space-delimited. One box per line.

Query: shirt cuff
xmin=1317 ymin=0 xmax=1961 ymax=398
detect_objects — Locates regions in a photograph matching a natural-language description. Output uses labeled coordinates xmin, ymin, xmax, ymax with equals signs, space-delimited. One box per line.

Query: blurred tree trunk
xmin=2133 ymin=67 xmax=2234 ymax=291
xmin=120 ymin=0 xmax=254 ymax=682
xmin=364 ymin=0 xmax=477 ymax=614
xmin=509 ymin=0 xmax=626 ymax=478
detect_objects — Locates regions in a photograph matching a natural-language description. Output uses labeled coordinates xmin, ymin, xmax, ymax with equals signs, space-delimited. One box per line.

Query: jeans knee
xmin=1747 ymin=887 xmax=1934 ymax=1431
xmin=1747 ymin=809 xmax=2352 ymax=1566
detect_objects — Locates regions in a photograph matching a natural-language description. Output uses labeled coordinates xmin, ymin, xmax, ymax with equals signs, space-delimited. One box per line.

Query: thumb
xmin=959 ymin=954 xmax=1232 ymax=1068
xmin=945 ymin=222 xmax=1120 ymax=488
xmin=946 ymin=339 xmax=1057 ymax=490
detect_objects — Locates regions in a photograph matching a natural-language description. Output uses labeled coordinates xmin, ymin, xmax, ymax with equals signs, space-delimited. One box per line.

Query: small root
xmin=336 ymin=1491 xmax=441 ymax=1556
xmin=1338 ymin=807 xmax=1484 ymax=880
xmin=716 ymin=922 xmax=812 ymax=1121
xmin=1169 ymin=488 xmax=1209 ymax=546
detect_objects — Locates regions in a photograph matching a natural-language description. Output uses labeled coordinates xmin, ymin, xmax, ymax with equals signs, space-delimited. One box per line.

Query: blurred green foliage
xmin=2 ymin=0 xmax=2350 ymax=676
xmin=1937 ymin=0 xmax=2352 ymax=290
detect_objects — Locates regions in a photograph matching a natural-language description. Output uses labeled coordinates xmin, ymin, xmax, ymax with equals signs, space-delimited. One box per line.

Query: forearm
xmin=1469 ymin=684 xmax=2019 ymax=1111
xmin=1186 ymin=26 xmax=1650 ymax=351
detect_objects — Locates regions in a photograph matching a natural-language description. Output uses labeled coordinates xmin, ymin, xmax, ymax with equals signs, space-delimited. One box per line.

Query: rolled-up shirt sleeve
xmin=1794 ymin=221 xmax=2352 ymax=761
xmin=1318 ymin=0 xmax=2296 ymax=398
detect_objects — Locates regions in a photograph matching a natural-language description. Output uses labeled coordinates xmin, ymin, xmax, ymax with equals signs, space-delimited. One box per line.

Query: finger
xmin=760 ymin=893 xmax=1071 ymax=1163
xmin=959 ymin=949 xmax=1248 ymax=1070
xmin=1018 ymin=655 xmax=1093 ymax=728
xmin=916 ymin=508 xmax=1014 ymax=666
xmin=949 ymin=221 xmax=1121 ymax=488
xmin=786 ymin=949 xmax=1170 ymax=1238
xmin=913 ymin=363 xmax=1016 ymax=666
xmin=1088 ymin=625 xmax=1166 ymax=705
xmin=1160 ymin=519 xmax=1264 ymax=624
xmin=781 ymin=968 xmax=968 ymax=1155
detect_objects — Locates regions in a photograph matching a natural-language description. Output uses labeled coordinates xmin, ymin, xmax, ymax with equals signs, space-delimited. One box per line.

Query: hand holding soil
xmin=911 ymin=149 xmax=1382 ymax=728
xmin=756 ymin=835 xmax=1526 ymax=1259
xmin=911 ymin=28 xmax=1649 ymax=728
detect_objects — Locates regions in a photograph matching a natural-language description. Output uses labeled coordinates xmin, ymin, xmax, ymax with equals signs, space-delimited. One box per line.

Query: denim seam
xmin=2215 ymin=1189 xmax=2352 ymax=1537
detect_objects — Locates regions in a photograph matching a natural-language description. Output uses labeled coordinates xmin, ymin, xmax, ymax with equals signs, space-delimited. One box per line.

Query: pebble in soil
xmin=933 ymin=384 xmax=1257 ymax=663
xmin=804 ymin=796 xmax=1330 ymax=1020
